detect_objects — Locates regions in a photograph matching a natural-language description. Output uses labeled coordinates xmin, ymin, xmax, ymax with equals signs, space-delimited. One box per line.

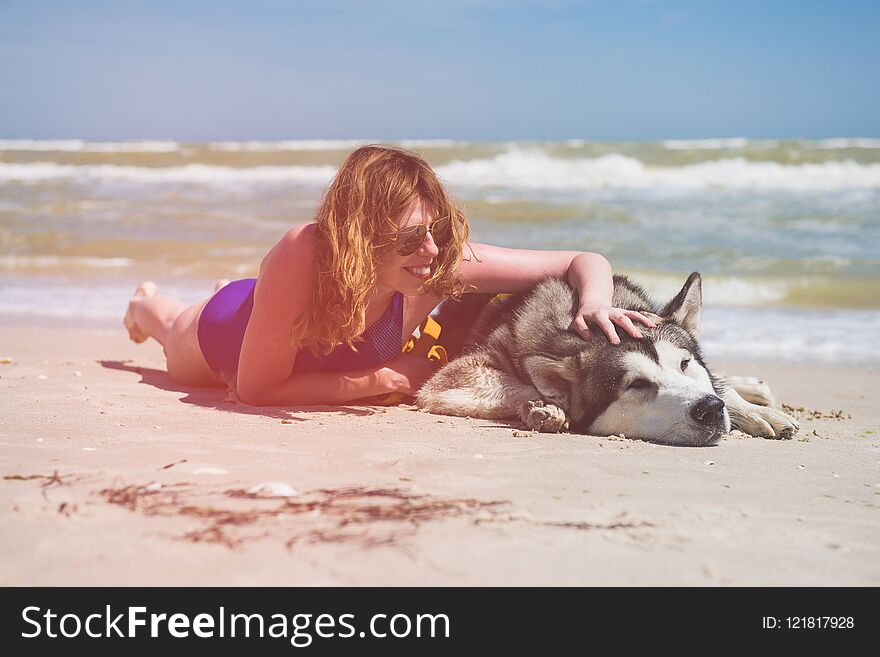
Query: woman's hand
xmin=385 ymin=353 xmax=439 ymax=396
xmin=570 ymin=303 xmax=659 ymax=344
xmin=562 ymin=252 xmax=657 ymax=343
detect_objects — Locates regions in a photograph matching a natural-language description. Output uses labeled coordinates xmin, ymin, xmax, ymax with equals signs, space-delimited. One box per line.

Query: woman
xmin=123 ymin=145 xmax=655 ymax=406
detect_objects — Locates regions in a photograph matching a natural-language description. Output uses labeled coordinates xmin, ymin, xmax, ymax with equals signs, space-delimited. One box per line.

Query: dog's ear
xmin=660 ymin=272 xmax=702 ymax=337
xmin=521 ymin=354 xmax=579 ymax=407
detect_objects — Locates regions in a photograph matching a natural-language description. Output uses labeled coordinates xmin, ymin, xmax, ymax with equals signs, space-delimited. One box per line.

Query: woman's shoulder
xmin=261 ymin=223 xmax=316 ymax=270
xmin=273 ymin=222 xmax=316 ymax=258
xmin=257 ymin=222 xmax=317 ymax=301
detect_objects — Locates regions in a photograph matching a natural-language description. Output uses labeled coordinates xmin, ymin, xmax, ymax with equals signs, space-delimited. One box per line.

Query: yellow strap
xmin=402 ymin=315 xmax=442 ymax=357
xmin=427 ymin=344 xmax=448 ymax=366
xmin=371 ymin=315 xmax=445 ymax=406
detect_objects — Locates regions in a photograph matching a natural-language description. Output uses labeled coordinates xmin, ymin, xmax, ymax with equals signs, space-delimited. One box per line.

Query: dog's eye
xmin=628 ymin=378 xmax=652 ymax=390
xmin=680 ymin=358 xmax=691 ymax=371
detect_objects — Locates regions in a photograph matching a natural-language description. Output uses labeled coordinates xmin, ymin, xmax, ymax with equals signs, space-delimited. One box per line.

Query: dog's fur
xmin=416 ymin=273 xmax=799 ymax=446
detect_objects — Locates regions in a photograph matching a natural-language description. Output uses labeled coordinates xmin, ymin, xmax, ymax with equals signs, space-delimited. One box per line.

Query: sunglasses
xmin=393 ymin=216 xmax=453 ymax=256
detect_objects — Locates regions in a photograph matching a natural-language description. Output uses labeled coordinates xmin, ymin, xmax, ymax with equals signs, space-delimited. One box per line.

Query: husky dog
xmin=416 ymin=273 xmax=799 ymax=447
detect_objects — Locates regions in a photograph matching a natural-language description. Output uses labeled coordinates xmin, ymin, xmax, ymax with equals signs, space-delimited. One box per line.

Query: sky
xmin=1 ymin=0 xmax=878 ymax=141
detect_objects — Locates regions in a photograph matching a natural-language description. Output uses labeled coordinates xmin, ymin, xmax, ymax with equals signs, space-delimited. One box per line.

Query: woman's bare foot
xmin=213 ymin=279 xmax=230 ymax=293
xmin=123 ymin=281 xmax=158 ymax=343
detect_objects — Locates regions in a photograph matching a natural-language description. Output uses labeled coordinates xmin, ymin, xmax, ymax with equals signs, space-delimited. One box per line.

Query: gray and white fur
xmin=416 ymin=273 xmax=799 ymax=447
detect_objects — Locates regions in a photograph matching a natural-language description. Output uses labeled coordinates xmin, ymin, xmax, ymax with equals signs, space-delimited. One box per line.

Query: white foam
xmin=0 ymin=162 xmax=336 ymax=186
xmin=662 ymin=137 xmax=751 ymax=150
xmin=629 ymin=273 xmax=789 ymax=307
xmin=0 ymin=255 xmax=135 ymax=269
xmin=0 ymin=279 xmax=210 ymax=320
xmin=0 ymin=139 xmax=86 ymax=151
xmin=3 ymin=275 xmax=876 ymax=364
xmin=4 ymin=148 xmax=879 ymax=192
xmin=0 ymin=138 xmax=463 ymax=154
xmin=395 ymin=139 xmax=462 ymax=149
xmin=207 ymin=138 xmax=461 ymax=151
xmin=700 ymin=307 xmax=880 ymax=364
xmin=3 ymin=137 xmax=877 ymax=153
xmin=0 ymin=140 xmax=180 ymax=152
xmin=437 ymin=149 xmax=880 ymax=192
xmin=809 ymin=137 xmax=880 ymax=149
xmin=208 ymin=139 xmax=370 ymax=152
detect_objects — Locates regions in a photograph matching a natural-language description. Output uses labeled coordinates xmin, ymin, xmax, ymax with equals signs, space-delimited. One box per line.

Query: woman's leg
xmin=124 ymin=281 xmax=227 ymax=388
xmin=124 ymin=282 xmax=184 ymax=347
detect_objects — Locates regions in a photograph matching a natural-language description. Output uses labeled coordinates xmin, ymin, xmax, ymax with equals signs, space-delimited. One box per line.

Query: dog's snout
xmin=690 ymin=395 xmax=726 ymax=426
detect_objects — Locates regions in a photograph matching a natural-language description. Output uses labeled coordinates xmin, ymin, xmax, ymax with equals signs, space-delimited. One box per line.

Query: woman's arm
xmin=235 ymin=225 xmax=312 ymax=405
xmin=457 ymin=242 xmax=655 ymax=343
xmin=457 ymin=242 xmax=581 ymax=294
xmin=235 ymin=224 xmax=435 ymax=406
xmin=241 ymin=353 xmax=433 ymax=406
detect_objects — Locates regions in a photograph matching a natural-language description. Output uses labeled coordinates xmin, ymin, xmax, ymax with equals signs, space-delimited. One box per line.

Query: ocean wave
xmin=627 ymin=273 xmax=789 ymax=307
xmin=207 ymin=139 xmax=370 ymax=152
xmin=808 ymin=138 xmax=880 ymax=149
xmin=3 ymin=137 xmax=878 ymax=154
xmin=662 ymin=137 xmax=753 ymax=150
xmin=436 ymin=150 xmax=880 ymax=192
xmin=0 ymin=162 xmax=336 ymax=185
xmin=626 ymin=271 xmax=880 ymax=310
xmin=0 ymin=138 xmax=466 ymax=154
xmin=700 ymin=307 xmax=880 ymax=364
xmin=0 ymin=255 xmax=135 ymax=269
xmin=0 ymin=140 xmax=181 ymax=152
xmin=0 ymin=279 xmax=210 ymax=320
xmin=1 ymin=278 xmax=876 ymax=363
xmin=207 ymin=139 xmax=461 ymax=151
xmin=395 ymin=139 xmax=463 ymax=149
xmin=3 ymin=150 xmax=880 ymax=192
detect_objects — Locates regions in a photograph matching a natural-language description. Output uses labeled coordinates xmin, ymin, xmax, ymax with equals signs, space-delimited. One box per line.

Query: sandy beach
xmin=1 ymin=322 xmax=878 ymax=586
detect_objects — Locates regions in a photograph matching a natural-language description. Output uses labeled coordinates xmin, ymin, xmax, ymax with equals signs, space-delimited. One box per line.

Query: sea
xmin=1 ymin=137 xmax=878 ymax=365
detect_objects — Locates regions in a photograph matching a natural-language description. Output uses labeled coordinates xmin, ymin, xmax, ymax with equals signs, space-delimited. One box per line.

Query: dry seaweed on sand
xmin=4 ymin=474 xmax=51 ymax=482
xmin=99 ymin=482 xmax=194 ymax=513
xmin=303 ymin=486 xmax=504 ymax=526
xmin=285 ymin=529 xmax=403 ymax=550
xmin=474 ymin=514 xmax=654 ymax=532
xmin=159 ymin=458 xmax=188 ymax=471
xmin=182 ymin=525 xmax=270 ymax=549
xmin=809 ymin=409 xmax=851 ymax=420
xmin=782 ymin=404 xmax=852 ymax=421
xmin=98 ymin=483 xmax=511 ymax=549
xmin=4 ymin=470 xmax=85 ymax=487
xmin=96 ymin=482 xmax=655 ymax=551
xmin=540 ymin=519 xmax=655 ymax=531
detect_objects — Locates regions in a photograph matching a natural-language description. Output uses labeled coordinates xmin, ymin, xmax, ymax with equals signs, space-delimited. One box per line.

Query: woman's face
xmin=374 ymin=197 xmax=441 ymax=297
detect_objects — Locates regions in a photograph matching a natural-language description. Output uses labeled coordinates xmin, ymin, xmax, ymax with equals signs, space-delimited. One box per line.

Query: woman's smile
xmin=404 ymin=263 xmax=433 ymax=279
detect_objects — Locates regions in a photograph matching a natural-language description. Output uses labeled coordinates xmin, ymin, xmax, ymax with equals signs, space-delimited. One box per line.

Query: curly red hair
xmin=291 ymin=145 xmax=471 ymax=355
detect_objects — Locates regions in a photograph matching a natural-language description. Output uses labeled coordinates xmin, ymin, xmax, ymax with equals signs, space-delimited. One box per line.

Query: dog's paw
xmin=735 ymin=404 xmax=799 ymax=439
xmin=726 ymin=375 xmax=776 ymax=407
xmin=519 ymin=400 xmax=569 ymax=433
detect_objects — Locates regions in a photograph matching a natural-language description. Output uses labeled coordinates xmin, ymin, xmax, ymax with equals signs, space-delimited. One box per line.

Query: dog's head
xmin=521 ymin=273 xmax=730 ymax=446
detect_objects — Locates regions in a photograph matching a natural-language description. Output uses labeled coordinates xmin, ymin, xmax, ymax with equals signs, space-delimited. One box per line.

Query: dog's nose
xmin=690 ymin=395 xmax=726 ymax=426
